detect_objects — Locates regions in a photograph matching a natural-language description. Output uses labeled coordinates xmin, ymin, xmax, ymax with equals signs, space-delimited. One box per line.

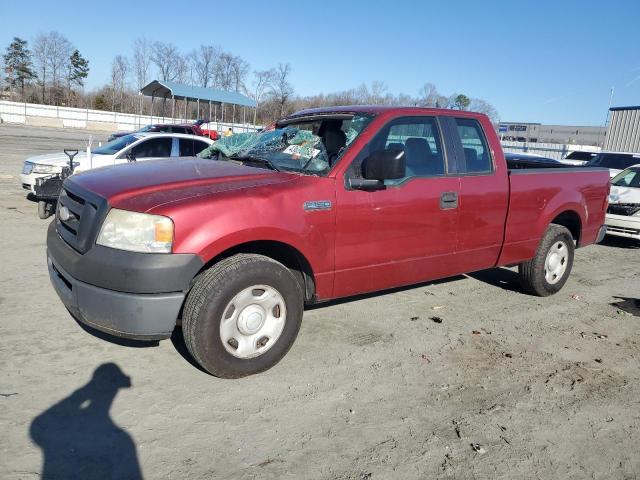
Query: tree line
xmin=1 ymin=33 xmax=499 ymax=124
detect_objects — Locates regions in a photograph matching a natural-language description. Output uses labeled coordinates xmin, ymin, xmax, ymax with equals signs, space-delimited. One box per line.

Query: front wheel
xmin=37 ymin=200 xmax=55 ymax=219
xmin=518 ymin=224 xmax=575 ymax=296
xmin=182 ymin=254 xmax=304 ymax=378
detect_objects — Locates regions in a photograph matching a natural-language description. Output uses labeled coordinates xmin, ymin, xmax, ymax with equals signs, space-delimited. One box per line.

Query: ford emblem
xmin=59 ymin=206 xmax=71 ymax=221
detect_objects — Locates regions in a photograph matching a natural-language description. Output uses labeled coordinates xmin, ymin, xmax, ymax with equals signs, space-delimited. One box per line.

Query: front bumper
xmin=48 ymin=255 xmax=184 ymax=340
xmin=605 ymin=213 xmax=640 ymax=240
xmin=20 ymin=172 xmax=51 ymax=193
xmin=47 ymin=222 xmax=204 ymax=340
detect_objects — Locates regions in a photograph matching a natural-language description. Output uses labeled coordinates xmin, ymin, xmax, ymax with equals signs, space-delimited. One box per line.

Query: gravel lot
xmin=1 ymin=124 xmax=639 ymax=479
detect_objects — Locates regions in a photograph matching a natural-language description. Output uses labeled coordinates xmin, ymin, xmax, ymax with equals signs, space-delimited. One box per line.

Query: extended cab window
xmin=376 ymin=117 xmax=445 ymax=185
xmin=455 ymin=118 xmax=493 ymax=174
xmin=130 ymin=137 xmax=173 ymax=158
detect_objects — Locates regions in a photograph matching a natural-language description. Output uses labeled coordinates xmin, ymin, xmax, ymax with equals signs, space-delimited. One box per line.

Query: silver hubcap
xmin=544 ymin=241 xmax=568 ymax=284
xmin=220 ymin=285 xmax=286 ymax=359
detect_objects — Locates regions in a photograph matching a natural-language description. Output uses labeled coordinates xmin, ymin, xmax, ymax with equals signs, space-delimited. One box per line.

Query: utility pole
xmin=604 ymin=87 xmax=614 ymax=127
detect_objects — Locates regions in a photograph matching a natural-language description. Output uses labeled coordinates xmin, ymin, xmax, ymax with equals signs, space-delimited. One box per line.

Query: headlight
xmin=97 ymin=209 xmax=174 ymax=253
xmin=32 ymin=164 xmax=61 ymax=174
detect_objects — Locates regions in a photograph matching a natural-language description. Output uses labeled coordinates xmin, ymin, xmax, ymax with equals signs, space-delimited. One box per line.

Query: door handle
xmin=440 ymin=191 xmax=458 ymax=210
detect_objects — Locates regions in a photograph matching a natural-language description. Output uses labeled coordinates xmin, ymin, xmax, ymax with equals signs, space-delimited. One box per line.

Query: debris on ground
xmin=453 ymin=420 xmax=461 ymax=438
xmin=430 ymin=316 xmax=443 ymax=324
xmin=571 ymin=294 xmax=582 ymax=300
xmin=580 ymin=332 xmax=608 ymax=339
xmin=432 ymin=305 xmax=445 ymax=310
xmin=503 ymin=352 xmax=513 ymax=358
xmin=410 ymin=316 xmax=419 ymax=321
xmin=470 ymin=443 xmax=486 ymax=454
xmin=595 ymin=358 xmax=603 ymax=363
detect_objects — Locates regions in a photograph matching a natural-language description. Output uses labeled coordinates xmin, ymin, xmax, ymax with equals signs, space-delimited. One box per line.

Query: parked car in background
xmin=107 ymin=120 xmax=207 ymax=142
xmin=562 ymin=150 xmax=597 ymax=165
xmin=21 ymin=133 xmax=214 ymax=218
xmin=505 ymin=152 xmax=567 ymax=169
xmin=606 ymin=164 xmax=640 ymax=241
xmin=584 ymin=151 xmax=640 ymax=177
xmin=199 ymin=125 xmax=220 ymax=140
xmin=45 ymin=106 xmax=610 ymax=378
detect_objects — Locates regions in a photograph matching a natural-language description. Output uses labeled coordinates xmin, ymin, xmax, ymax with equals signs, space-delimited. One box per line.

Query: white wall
xmin=501 ymin=141 xmax=600 ymax=160
xmin=0 ymin=100 xmax=260 ymax=133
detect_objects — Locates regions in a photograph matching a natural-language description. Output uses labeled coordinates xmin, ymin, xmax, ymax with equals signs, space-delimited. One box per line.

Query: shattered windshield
xmin=197 ymin=114 xmax=373 ymax=175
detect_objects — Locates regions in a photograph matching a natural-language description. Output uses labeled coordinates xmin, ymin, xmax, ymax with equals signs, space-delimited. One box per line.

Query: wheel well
xmin=202 ymin=241 xmax=316 ymax=302
xmin=551 ymin=211 xmax=581 ymax=244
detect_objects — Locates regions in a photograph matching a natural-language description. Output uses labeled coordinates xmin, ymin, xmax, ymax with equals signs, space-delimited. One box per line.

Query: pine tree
xmin=68 ymin=50 xmax=89 ymax=88
xmin=3 ymin=37 xmax=36 ymax=98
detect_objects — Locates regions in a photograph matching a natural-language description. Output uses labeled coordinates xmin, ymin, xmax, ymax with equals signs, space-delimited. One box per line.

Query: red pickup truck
xmin=46 ymin=106 xmax=610 ymax=378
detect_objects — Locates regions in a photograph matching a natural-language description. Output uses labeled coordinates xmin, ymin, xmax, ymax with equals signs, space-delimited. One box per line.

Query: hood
xmin=609 ymin=184 xmax=640 ymax=204
xmin=26 ymin=151 xmax=88 ymax=167
xmin=68 ymin=158 xmax=295 ymax=211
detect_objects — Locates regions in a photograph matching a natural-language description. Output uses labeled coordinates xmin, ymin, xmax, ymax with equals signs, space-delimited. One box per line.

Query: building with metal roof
xmin=139 ymin=80 xmax=256 ymax=125
xmin=604 ymin=106 xmax=640 ymax=153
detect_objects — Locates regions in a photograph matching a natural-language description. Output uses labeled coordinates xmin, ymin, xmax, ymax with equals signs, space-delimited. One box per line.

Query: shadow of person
xmin=611 ymin=296 xmax=640 ymax=317
xmin=29 ymin=363 xmax=142 ymax=480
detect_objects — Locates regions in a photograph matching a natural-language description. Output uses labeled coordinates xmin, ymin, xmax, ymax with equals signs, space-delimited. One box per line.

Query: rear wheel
xmin=182 ymin=254 xmax=304 ymax=378
xmin=518 ymin=224 xmax=574 ymax=296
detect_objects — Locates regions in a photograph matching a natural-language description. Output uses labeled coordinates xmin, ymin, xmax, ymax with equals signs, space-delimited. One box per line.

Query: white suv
xmin=20 ymin=133 xmax=214 ymax=193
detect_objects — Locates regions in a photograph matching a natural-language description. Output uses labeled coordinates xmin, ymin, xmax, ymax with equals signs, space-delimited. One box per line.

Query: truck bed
xmin=498 ymin=166 xmax=611 ymax=265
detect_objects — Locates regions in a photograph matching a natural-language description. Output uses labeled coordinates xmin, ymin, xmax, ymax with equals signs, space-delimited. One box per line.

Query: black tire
xmin=182 ymin=254 xmax=304 ymax=378
xmin=37 ymin=200 xmax=54 ymax=219
xmin=518 ymin=224 xmax=574 ymax=297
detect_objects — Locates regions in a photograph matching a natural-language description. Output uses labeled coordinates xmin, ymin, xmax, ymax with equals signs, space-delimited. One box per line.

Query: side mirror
xmin=349 ymin=149 xmax=406 ymax=190
xmin=126 ymin=150 xmax=136 ymax=162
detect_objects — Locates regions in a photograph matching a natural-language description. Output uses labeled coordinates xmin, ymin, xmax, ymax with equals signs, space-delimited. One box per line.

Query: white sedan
xmin=606 ymin=165 xmax=640 ymax=241
xmin=20 ymin=133 xmax=214 ymax=193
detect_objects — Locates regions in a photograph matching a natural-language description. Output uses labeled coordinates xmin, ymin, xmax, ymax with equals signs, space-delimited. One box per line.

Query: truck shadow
xmin=466 ymin=267 xmax=523 ymax=293
xmin=75 ymin=316 xmax=159 ymax=348
xmin=305 ymin=275 xmax=466 ymax=310
xmin=598 ymin=236 xmax=640 ymax=249
xmin=29 ymin=363 xmax=143 ymax=480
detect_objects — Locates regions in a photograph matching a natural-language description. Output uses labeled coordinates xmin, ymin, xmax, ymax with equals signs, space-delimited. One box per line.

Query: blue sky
xmin=1 ymin=0 xmax=638 ymax=125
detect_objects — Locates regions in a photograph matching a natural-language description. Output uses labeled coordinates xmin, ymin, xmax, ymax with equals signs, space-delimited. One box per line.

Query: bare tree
xmin=33 ymin=33 xmax=51 ymax=102
xmin=269 ymin=63 xmax=294 ymax=117
xmin=418 ymin=82 xmax=439 ymax=107
xmin=150 ymin=41 xmax=179 ymax=81
xmin=110 ymin=55 xmax=129 ymax=111
xmin=231 ymin=56 xmax=249 ymax=93
xmin=469 ymin=98 xmax=499 ymax=123
xmin=251 ymin=69 xmax=275 ymax=123
xmin=46 ymin=32 xmax=73 ymax=104
xmin=191 ymin=45 xmax=219 ymax=88
xmin=132 ymin=37 xmax=151 ymax=90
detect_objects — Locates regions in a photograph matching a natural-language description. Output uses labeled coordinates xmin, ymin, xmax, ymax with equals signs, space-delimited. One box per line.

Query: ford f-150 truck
xmin=46 ymin=106 xmax=610 ymax=378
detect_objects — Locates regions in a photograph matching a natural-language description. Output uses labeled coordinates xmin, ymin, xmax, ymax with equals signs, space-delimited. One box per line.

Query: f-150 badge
xmin=303 ymin=200 xmax=332 ymax=211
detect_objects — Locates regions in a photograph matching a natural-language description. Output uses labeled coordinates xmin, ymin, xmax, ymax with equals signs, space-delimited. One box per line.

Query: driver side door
xmin=333 ymin=116 xmax=461 ymax=297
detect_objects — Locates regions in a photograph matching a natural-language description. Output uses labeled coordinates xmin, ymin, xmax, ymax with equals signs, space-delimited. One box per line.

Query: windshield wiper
xmin=231 ymin=155 xmax=280 ymax=172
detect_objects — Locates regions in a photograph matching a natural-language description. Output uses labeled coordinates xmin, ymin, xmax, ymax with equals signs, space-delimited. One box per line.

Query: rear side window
xmin=374 ymin=117 xmax=445 ymax=184
xmin=131 ymin=137 xmax=173 ymax=158
xmin=179 ymin=139 xmax=210 ymax=156
xmin=454 ymin=118 xmax=492 ymax=174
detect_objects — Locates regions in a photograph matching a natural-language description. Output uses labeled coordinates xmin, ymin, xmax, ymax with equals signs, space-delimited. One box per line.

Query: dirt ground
xmin=0 ymin=124 xmax=639 ymax=480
